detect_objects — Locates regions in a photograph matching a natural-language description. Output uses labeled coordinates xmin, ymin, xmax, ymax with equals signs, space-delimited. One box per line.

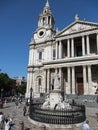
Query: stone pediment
xmin=56 ymin=20 xmax=98 ymax=37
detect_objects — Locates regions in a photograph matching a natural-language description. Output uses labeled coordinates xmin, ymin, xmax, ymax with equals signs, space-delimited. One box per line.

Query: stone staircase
xmin=65 ymin=94 xmax=98 ymax=108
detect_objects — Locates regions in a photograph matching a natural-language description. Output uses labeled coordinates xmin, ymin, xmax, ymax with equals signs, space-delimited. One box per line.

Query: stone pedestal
xmin=50 ymin=90 xmax=62 ymax=109
xmin=40 ymin=125 xmax=46 ymax=130
xmin=19 ymin=121 xmax=24 ymax=130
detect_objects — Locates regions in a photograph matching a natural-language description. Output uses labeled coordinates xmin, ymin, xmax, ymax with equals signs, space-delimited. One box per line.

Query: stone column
xmin=28 ymin=50 xmax=31 ymax=65
xmin=50 ymin=17 xmax=52 ymax=25
xmin=41 ymin=19 xmax=42 ymax=26
xmin=47 ymin=69 xmax=50 ymax=93
xmin=71 ymin=38 xmax=74 ymax=57
xmin=96 ymin=33 xmax=98 ymax=54
xmin=26 ymin=72 xmax=31 ymax=98
xmin=31 ymin=49 xmax=34 ymax=65
xmin=59 ymin=41 xmax=62 ymax=59
xmin=86 ymin=35 xmax=90 ymax=55
xmin=72 ymin=67 xmax=75 ymax=94
xmin=87 ymin=65 xmax=92 ymax=94
xmin=59 ymin=68 xmax=62 ymax=88
xmin=59 ymin=68 xmax=63 ymax=91
xmin=83 ymin=66 xmax=87 ymax=94
xmin=55 ymin=68 xmax=58 ymax=89
xmin=67 ymin=39 xmax=70 ymax=57
xmin=44 ymin=69 xmax=47 ymax=93
xmin=82 ymin=36 xmax=85 ymax=56
xmin=67 ymin=67 xmax=71 ymax=94
xmin=47 ymin=17 xmax=48 ymax=25
xmin=56 ymin=41 xmax=58 ymax=59
xmin=55 ymin=68 xmax=58 ymax=73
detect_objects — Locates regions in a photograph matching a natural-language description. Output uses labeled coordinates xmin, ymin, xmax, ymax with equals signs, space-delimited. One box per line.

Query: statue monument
xmin=54 ymin=73 xmax=60 ymax=90
xmin=30 ymin=73 xmax=86 ymax=129
xmin=42 ymin=73 xmax=71 ymax=110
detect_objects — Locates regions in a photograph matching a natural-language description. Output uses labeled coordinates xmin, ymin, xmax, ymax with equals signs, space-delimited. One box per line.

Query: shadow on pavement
xmin=25 ymin=128 xmax=30 ymax=130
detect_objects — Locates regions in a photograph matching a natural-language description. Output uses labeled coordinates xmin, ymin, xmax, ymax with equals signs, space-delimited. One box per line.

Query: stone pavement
xmin=0 ymin=102 xmax=40 ymax=130
xmin=0 ymin=101 xmax=98 ymax=130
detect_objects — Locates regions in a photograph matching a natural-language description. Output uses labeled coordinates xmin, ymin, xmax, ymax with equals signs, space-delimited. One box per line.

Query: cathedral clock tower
xmin=34 ymin=0 xmax=55 ymax=43
xmin=26 ymin=0 xmax=56 ymax=98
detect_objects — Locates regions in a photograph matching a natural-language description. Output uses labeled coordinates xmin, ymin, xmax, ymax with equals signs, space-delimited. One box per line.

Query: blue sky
xmin=0 ymin=0 xmax=98 ymax=78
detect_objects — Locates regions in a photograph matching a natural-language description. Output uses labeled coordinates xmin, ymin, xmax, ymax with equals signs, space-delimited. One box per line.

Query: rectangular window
xmin=39 ymin=51 xmax=42 ymax=60
xmin=53 ymin=49 xmax=56 ymax=60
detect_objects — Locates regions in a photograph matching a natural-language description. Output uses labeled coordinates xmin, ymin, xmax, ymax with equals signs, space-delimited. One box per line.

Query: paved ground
xmin=0 ymin=101 xmax=98 ymax=130
xmin=0 ymin=102 xmax=40 ymax=130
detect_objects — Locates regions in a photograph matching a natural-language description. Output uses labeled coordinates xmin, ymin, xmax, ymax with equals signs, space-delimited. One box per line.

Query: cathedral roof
xmin=55 ymin=20 xmax=98 ymax=37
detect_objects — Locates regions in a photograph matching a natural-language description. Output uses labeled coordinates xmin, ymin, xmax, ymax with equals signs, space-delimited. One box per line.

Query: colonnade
xmin=45 ymin=65 xmax=92 ymax=95
xmin=56 ymin=33 xmax=98 ymax=59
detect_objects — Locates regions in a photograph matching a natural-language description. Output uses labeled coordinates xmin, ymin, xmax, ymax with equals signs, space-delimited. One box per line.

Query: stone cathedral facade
xmin=26 ymin=0 xmax=98 ymax=98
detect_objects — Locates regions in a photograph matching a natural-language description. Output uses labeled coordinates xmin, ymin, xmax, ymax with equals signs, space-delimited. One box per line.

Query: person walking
xmin=0 ymin=112 xmax=5 ymax=130
xmin=15 ymin=100 xmax=19 ymax=109
xmin=23 ymin=105 xmax=27 ymax=116
xmin=82 ymin=120 xmax=90 ymax=130
xmin=4 ymin=118 xmax=11 ymax=130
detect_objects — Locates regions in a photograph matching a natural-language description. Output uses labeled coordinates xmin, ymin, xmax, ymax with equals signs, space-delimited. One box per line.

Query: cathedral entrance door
xmin=77 ymin=78 xmax=84 ymax=95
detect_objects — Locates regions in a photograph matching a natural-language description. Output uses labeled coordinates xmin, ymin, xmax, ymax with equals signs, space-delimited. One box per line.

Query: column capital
xmin=82 ymin=65 xmax=86 ymax=67
xmin=85 ymin=34 xmax=90 ymax=36
xmin=58 ymin=40 xmax=61 ymax=42
xmin=88 ymin=65 xmax=91 ymax=67
xmin=82 ymin=35 xmax=85 ymax=38
xmin=71 ymin=37 xmax=74 ymax=40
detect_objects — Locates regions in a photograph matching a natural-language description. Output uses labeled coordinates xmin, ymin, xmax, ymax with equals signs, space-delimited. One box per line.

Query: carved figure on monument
xmin=42 ymin=94 xmax=50 ymax=109
xmin=54 ymin=73 xmax=60 ymax=90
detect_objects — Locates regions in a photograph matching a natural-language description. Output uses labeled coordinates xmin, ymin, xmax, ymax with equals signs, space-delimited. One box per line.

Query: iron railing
xmin=29 ymin=102 xmax=86 ymax=125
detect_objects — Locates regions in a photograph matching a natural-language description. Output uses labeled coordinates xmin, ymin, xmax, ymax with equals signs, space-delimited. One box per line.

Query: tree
xmin=16 ymin=84 xmax=26 ymax=95
xmin=0 ymin=73 xmax=13 ymax=97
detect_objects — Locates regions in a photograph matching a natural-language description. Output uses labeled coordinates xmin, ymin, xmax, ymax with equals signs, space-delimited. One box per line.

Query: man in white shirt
xmin=0 ymin=112 xmax=4 ymax=129
xmin=82 ymin=120 xmax=90 ymax=130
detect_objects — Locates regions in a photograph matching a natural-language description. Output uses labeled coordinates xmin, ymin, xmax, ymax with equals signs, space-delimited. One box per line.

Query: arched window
xmin=36 ymin=76 xmax=42 ymax=93
xmin=38 ymin=78 xmax=41 ymax=86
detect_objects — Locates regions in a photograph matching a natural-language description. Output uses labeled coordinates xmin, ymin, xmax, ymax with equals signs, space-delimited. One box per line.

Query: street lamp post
xmin=30 ymin=87 xmax=33 ymax=102
xmin=29 ymin=87 xmax=33 ymax=118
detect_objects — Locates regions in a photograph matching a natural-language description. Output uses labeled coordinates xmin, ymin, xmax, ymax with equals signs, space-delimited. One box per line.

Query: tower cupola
xmin=38 ymin=0 xmax=55 ymax=29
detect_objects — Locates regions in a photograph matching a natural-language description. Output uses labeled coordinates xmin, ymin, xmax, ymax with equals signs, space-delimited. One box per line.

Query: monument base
xmin=50 ymin=89 xmax=62 ymax=109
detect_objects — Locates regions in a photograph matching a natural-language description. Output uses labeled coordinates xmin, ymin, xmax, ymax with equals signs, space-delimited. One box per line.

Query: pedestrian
xmin=23 ymin=105 xmax=27 ymax=116
xmin=82 ymin=120 xmax=90 ymax=130
xmin=4 ymin=118 xmax=11 ymax=130
xmin=15 ymin=100 xmax=18 ymax=109
xmin=0 ymin=112 xmax=5 ymax=130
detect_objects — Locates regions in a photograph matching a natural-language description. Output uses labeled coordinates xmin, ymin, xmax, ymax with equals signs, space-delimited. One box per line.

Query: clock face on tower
xmin=37 ymin=28 xmax=46 ymax=38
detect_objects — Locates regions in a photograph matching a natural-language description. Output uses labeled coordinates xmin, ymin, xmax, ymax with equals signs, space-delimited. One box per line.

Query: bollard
xmin=96 ymin=113 xmax=98 ymax=121
xmin=19 ymin=121 xmax=24 ymax=130
xmin=40 ymin=125 xmax=46 ymax=130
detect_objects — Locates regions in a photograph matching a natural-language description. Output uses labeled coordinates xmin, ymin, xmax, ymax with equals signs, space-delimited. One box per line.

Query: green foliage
xmin=0 ymin=73 xmax=13 ymax=92
xmin=16 ymin=84 xmax=26 ymax=95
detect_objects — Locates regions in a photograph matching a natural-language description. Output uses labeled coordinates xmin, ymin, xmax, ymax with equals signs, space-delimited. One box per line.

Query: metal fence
xmin=29 ymin=102 xmax=86 ymax=125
